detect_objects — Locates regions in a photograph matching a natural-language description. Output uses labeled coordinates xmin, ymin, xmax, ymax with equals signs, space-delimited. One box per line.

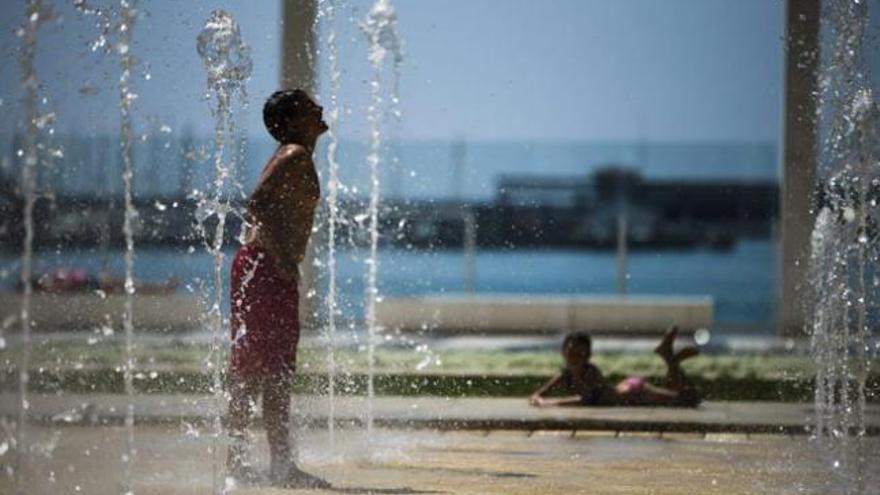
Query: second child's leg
xmin=662 ymin=348 xmax=701 ymax=407
xmin=661 ymin=344 xmax=698 ymax=390
xmin=652 ymin=326 xmax=701 ymax=406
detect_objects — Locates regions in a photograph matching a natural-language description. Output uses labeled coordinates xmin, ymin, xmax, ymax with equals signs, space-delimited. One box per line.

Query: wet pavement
xmin=2 ymin=394 xmax=879 ymax=434
xmin=5 ymin=330 xmax=824 ymax=355
xmin=1 ymin=424 xmax=877 ymax=494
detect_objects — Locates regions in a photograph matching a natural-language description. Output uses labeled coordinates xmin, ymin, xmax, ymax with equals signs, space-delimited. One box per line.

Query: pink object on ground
xmin=616 ymin=376 xmax=646 ymax=394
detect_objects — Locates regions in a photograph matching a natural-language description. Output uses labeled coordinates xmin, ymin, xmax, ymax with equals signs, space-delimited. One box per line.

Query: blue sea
xmin=0 ymin=240 xmax=777 ymax=333
xmin=0 ymin=138 xmax=780 ymax=332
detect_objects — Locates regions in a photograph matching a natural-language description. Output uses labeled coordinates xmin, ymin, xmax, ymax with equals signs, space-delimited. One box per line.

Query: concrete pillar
xmin=780 ymin=0 xmax=820 ymax=336
xmin=281 ymin=0 xmax=318 ymax=94
xmin=281 ymin=0 xmax=321 ymax=332
xmin=463 ymin=208 xmax=477 ymax=293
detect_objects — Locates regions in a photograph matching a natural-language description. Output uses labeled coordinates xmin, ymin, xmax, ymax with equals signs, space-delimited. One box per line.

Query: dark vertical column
xmin=281 ymin=0 xmax=318 ymax=94
xmin=281 ymin=0 xmax=321 ymax=332
xmin=780 ymin=0 xmax=820 ymax=336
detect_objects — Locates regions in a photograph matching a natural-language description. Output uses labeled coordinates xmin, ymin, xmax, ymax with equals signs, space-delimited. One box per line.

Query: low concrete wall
xmin=376 ymin=294 xmax=713 ymax=335
xmin=0 ymin=292 xmax=204 ymax=331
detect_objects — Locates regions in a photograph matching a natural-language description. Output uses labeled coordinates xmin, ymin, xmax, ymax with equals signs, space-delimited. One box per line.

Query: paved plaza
xmin=2 ymin=394 xmax=879 ymax=434
xmin=2 ymin=424 xmax=876 ymax=494
xmin=2 ymin=394 xmax=878 ymax=494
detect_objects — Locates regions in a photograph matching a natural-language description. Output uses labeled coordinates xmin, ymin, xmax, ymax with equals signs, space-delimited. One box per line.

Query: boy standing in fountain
xmin=226 ymin=89 xmax=331 ymax=489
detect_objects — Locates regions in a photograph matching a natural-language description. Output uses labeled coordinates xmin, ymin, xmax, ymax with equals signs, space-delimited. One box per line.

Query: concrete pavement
xmin=2 ymin=394 xmax=878 ymax=435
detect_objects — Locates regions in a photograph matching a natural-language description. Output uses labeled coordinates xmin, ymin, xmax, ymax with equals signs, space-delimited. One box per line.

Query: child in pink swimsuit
xmin=529 ymin=327 xmax=701 ymax=407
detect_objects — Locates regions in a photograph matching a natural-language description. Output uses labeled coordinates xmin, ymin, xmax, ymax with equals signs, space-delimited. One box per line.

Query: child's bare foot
xmin=654 ymin=326 xmax=678 ymax=362
xmin=675 ymin=345 xmax=700 ymax=363
xmin=274 ymin=466 xmax=332 ymax=490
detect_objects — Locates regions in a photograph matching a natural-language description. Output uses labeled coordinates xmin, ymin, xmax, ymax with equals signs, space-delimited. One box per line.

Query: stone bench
xmin=375 ymin=294 xmax=713 ymax=335
xmin=0 ymin=292 xmax=204 ymax=331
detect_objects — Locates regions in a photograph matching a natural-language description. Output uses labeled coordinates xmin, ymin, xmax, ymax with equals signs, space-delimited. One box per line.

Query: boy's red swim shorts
xmin=229 ymin=244 xmax=300 ymax=378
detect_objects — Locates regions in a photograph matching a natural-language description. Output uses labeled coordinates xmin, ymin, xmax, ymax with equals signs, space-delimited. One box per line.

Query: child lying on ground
xmin=529 ymin=327 xmax=701 ymax=407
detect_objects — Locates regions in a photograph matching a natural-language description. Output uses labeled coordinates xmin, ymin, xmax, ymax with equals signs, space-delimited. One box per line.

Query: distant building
xmin=496 ymin=165 xmax=778 ymax=246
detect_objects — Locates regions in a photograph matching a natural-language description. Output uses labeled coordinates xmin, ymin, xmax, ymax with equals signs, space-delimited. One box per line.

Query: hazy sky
xmin=1 ymin=0 xmax=786 ymax=142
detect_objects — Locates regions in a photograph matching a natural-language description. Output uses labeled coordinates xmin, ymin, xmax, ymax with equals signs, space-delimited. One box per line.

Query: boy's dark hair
xmin=263 ymin=89 xmax=316 ymax=143
xmin=562 ymin=331 xmax=592 ymax=355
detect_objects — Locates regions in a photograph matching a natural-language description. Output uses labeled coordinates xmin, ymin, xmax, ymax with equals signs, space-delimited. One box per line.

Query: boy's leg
xmin=264 ymin=370 xmax=331 ymax=488
xmin=263 ymin=370 xmax=293 ymax=479
xmin=227 ymin=374 xmax=259 ymax=481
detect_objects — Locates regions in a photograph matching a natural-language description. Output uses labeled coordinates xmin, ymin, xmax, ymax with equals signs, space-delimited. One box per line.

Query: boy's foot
xmin=674 ymin=345 xmax=700 ymax=363
xmin=654 ymin=326 xmax=678 ymax=362
xmin=274 ymin=466 xmax=332 ymax=490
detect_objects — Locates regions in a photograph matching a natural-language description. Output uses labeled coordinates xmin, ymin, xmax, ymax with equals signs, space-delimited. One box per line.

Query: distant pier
xmin=0 ymin=167 xmax=777 ymax=253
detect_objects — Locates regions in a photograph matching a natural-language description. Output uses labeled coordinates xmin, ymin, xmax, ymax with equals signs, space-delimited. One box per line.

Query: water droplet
xmin=694 ymin=328 xmax=711 ymax=346
xmin=90 ymin=35 xmax=107 ymax=52
xmin=225 ymin=477 xmax=237 ymax=491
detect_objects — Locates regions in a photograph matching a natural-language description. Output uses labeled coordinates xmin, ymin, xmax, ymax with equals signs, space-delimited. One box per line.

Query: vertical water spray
xmin=73 ymin=2 xmax=142 ymax=491
xmin=321 ymin=0 xmax=342 ymax=451
xmin=809 ymin=0 xmax=877 ymax=491
xmin=361 ymin=0 xmax=403 ymax=439
xmin=117 ymin=3 xmax=139 ymax=493
xmin=14 ymin=1 xmax=46 ymax=491
xmin=196 ymin=10 xmax=252 ymax=494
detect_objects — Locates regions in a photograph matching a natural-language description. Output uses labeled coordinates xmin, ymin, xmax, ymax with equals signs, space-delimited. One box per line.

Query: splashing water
xmin=361 ymin=0 xmax=403 ymax=439
xmin=14 ymin=2 xmax=50 ymax=492
xmin=321 ymin=0 xmax=343 ymax=453
xmin=810 ymin=1 xmax=877 ymax=492
xmin=117 ymin=4 xmax=139 ymax=494
xmin=196 ymin=10 xmax=252 ymax=494
xmin=73 ymin=2 xmax=141 ymax=492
